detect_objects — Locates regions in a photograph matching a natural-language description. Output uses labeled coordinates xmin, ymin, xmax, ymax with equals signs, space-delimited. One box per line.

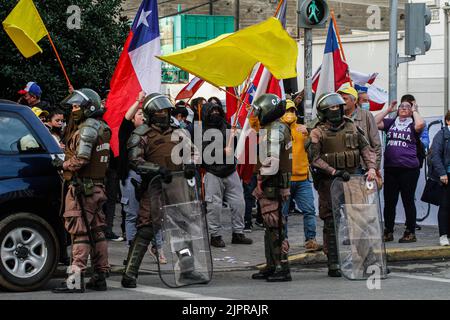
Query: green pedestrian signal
xmin=298 ymin=0 xmax=329 ymax=29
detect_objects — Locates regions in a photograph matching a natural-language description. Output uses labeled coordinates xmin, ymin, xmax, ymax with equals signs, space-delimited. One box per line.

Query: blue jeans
xmin=282 ymin=180 xmax=317 ymax=240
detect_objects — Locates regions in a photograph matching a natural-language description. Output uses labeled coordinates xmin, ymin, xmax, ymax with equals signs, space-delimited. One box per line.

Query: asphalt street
xmin=1 ymin=260 xmax=450 ymax=300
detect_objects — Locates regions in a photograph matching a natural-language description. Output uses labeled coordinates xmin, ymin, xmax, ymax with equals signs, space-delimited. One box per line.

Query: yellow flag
xmin=158 ymin=17 xmax=298 ymax=87
xmin=2 ymin=0 xmax=48 ymax=58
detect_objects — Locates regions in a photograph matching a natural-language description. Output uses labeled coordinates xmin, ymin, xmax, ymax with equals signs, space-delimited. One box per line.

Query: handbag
xmin=421 ymin=178 xmax=445 ymax=206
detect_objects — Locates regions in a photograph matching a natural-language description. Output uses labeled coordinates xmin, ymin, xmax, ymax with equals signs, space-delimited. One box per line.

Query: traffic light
xmin=405 ymin=3 xmax=432 ymax=56
xmin=297 ymin=0 xmax=329 ymax=29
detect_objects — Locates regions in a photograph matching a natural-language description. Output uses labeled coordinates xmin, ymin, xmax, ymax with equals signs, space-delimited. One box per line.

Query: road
xmin=1 ymin=260 xmax=450 ymax=300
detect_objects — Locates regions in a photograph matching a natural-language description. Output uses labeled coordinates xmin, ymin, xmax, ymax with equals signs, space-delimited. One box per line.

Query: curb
xmin=256 ymin=246 xmax=450 ymax=269
xmin=55 ymin=247 xmax=450 ymax=277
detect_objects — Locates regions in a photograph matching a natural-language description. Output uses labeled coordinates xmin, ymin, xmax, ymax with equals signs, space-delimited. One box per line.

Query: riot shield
xmin=148 ymin=171 xmax=213 ymax=287
xmin=331 ymin=175 xmax=388 ymax=280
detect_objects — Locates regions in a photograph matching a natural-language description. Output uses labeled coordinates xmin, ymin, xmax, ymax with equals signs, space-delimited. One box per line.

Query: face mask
xmin=151 ymin=115 xmax=170 ymax=129
xmin=282 ymin=113 xmax=297 ymax=125
xmin=208 ymin=114 xmax=223 ymax=127
xmin=361 ymin=102 xmax=370 ymax=111
xmin=325 ymin=108 xmax=343 ymax=125
xmin=51 ymin=127 xmax=62 ymax=134
xmin=72 ymin=109 xmax=84 ymax=123
xmin=179 ymin=121 xmax=187 ymax=129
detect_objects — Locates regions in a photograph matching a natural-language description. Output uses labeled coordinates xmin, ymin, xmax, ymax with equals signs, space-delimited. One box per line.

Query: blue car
xmin=0 ymin=101 xmax=67 ymax=291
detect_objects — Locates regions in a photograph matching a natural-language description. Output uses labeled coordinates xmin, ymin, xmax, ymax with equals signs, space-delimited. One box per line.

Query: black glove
xmin=158 ymin=167 xmax=172 ymax=184
xmin=334 ymin=170 xmax=351 ymax=182
xmin=184 ymin=164 xmax=196 ymax=179
xmin=51 ymin=157 xmax=64 ymax=170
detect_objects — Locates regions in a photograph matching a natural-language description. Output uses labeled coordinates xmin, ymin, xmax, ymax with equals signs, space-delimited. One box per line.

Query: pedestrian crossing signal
xmin=297 ymin=0 xmax=329 ymax=29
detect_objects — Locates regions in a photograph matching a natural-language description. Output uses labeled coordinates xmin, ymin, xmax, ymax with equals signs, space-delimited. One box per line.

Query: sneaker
xmin=105 ymin=232 xmax=124 ymax=242
xmin=440 ymin=235 xmax=450 ymax=246
xmin=398 ymin=231 xmax=417 ymax=243
xmin=304 ymin=239 xmax=323 ymax=252
xmin=383 ymin=230 xmax=394 ymax=242
xmin=158 ymin=250 xmax=168 ymax=264
xmin=231 ymin=233 xmax=253 ymax=245
xmin=210 ymin=235 xmax=226 ymax=248
xmin=254 ymin=221 xmax=264 ymax=228
xmin=244 ymin=222 xmax=252 ymax=233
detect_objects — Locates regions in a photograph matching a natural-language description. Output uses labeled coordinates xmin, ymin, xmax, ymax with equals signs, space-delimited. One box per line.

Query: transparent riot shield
xmin=148 ymin=171 xmax=213 ymax=288
xmin=331 ymin=175 xmax=388 ymax=280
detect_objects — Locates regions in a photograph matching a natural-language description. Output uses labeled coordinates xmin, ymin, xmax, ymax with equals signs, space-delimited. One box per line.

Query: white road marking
xmin=391 ymin=272 xmax=450 ymax=284
xmin=108 ymin=280 xmax=232 ymax=300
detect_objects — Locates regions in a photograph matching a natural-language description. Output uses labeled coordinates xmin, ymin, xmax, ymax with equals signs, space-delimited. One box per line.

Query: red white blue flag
xmin=104 ymin=0 xmax=161 ymax=156
xmin=313 ymin=20 xmax=350 ymax=110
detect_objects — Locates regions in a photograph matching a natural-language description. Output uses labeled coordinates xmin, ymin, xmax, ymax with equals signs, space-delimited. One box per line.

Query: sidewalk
xmin=106 ymin=209 xmax=450 ymax=274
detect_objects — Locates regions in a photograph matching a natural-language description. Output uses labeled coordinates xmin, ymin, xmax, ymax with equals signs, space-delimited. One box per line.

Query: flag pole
xmin=46 ymin=33 xmax=72 ymax=89
xmin=330 ymin=10 xmax=353 ymax=85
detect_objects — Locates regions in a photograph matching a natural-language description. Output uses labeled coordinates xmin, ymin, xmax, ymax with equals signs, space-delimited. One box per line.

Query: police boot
xmin=177 ymin=246 xmax=208 ymax=285
xmin=52 ymin=269 xmax=85 ymax=293
xmin=324 ymin=218 xmax=342 ymax=278
xmin=231 ymin=232 xmax=253 ymax=245
xmin=86 ymin=271 xmax=107 ymax=291
xmin=251 ymin=267 xmax=275 ymax=280
xmin=266 ymin=263 xmax=292 ymax=282
xmin=121 ymin=226 xmax=153 ymax=288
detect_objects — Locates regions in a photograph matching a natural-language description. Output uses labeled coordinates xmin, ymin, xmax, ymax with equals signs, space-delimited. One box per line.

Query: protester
xmin=201 ymin=102 xmax=252 ymax=247
xmin=31 ymin=106 xmax=49 ymax=123
xmin=375 ymin=100 xmax=425 ymax=243
xmin=191 ymin=97 xmax=206 ymax=121
xmin=171 ymin=106 xmax=189 ymax=129
xmin=338 ymin=82 xmax=382 ymax=170
xmin=429 ymin=111 xmax=450 ymax=246
xmin=45 ymin=108 xmax=66 ymax=149
xmin=357 ymin=91 xmax=370 ymax=111
xmin=208 ymin=96 xmax=222 ymax=107
xmin=17 ymin=82 xmax=51 ymax=111
xmin=401 ymin=94 xmax=430 ymax=150
xmin=280 ymin=100 xmax=321 ymax=252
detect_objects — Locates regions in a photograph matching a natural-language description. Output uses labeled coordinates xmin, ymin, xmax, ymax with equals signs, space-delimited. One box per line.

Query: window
xmin=0 ymin=112 xmax=44 ymax=154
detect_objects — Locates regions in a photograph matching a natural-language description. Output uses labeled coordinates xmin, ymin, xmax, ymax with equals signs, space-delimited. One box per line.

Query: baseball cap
xmin=31 ymin=107 xmax=49 ymax=118
xmin=286 ymin=99 xmax=296 ymax=110
xmin=18 ymin=82 xmax=42 ymax=97
xmin=337 ymin=82 xmax=358 ymax=100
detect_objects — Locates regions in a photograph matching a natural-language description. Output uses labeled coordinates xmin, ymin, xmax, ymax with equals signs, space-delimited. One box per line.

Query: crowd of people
xmin=12 ymin=79 xmax=450 ymax=291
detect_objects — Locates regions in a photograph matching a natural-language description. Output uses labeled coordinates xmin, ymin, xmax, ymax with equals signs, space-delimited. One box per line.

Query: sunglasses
xmin=399 ymin=103 xmax=412 ymax=109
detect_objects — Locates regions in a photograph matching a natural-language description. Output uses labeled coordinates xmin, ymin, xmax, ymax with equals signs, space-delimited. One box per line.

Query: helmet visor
xmin=60 ymin=90 xmax=90 ymax=109
xmin=147 ymin=95 xmax=173 ymax=111
xmin=317 ymin=93 xmax=346 ymax=110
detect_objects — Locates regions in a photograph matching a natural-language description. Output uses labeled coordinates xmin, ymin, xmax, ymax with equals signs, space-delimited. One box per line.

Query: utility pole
xmin=209 ymin=0 xmax=213 ymax=15
xmin=388 ymin=0 xmax=398 ymax=107
xmin=235 ymin=0 xmax=240 ymax=31
xmin=304 ymin=29 xmax=313 ymax=122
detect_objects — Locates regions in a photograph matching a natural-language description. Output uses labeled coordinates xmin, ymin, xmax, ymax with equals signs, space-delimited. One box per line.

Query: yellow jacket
xmin=288 ymin=122 xmax=309 ymax=182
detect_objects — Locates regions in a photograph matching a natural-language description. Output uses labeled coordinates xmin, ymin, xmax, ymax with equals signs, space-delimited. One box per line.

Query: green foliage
xmin=0 ymin=0 xmax=130 ymax=105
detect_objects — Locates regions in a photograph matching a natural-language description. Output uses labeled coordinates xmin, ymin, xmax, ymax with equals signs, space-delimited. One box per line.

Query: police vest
xmin=318 ymin=120 xmax=360 ymax=170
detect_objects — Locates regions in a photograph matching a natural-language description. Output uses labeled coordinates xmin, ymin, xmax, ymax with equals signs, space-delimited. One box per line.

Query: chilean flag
xmin=175 ymin=77 xmax=205 ymax=101
xmin=313 ymin=20 xmax=350 ymax=110
xmin=104 ymin=0 xmax=161 ymax=157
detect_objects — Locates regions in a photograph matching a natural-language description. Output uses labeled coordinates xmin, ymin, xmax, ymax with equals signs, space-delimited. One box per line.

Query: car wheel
xmin=0 ymin=212 xmax=59 ymax=291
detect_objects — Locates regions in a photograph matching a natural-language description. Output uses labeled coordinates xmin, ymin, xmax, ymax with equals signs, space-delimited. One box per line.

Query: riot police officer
xmin=251 ymin=93 xmax=293 ymax=282
xmin=121 ymin=93 xmax=205 ymax=288
xmin=52 ymin=88 xmax=111 ymax=293
xmin=307 ymin=93 xmax=377 ymax=277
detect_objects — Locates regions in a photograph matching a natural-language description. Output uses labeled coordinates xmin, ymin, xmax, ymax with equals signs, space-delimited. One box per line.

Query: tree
xmin=0 ymin=0 xmax=130 ymax=105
